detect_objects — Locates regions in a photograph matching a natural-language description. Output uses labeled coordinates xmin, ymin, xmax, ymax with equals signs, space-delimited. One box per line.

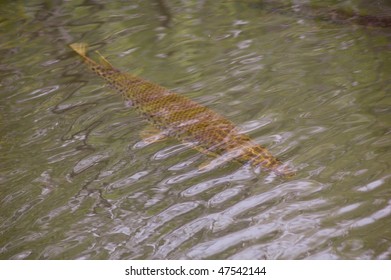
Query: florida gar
xmin=69 ymin=43 xmax=293 ymax=177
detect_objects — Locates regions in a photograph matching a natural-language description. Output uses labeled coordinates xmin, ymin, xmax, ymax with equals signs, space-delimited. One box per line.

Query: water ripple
xmin=1 ymin=0 xmax=390 ymax=260
xmin=133 ymin=201 xmax=201 ymax=243
xmin=186 ymin=224 xmax=280 ymax=259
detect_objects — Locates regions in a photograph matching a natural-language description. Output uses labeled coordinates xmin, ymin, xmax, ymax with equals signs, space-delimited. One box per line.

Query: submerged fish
xmin=69 ymin=43 xmax=294 ymax=177
xmin=250 ymin=1 xmax=391 ymax=28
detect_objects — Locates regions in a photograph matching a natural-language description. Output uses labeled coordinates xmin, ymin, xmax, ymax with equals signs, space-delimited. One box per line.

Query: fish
xmin=250 ymin=1 xmax=391 ymax=28
xmin=69 ymin=43 xmax=294 ymax=177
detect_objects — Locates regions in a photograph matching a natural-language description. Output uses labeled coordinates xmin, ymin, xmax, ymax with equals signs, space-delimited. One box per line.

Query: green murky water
xmin=1 ymin=0 xmax=390 ymax=259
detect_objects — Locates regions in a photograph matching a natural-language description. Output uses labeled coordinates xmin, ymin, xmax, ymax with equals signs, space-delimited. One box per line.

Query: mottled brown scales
xmin=69 ymin=43 xmax=294 ymax=177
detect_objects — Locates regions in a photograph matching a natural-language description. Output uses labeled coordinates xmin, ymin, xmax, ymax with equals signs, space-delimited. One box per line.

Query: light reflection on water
xmin=1 ymin=0 xmax=391 ymax=260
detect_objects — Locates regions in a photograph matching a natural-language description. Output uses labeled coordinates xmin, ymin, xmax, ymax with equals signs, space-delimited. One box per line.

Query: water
xmin=1 ymin=0 xmax=390 ymax=260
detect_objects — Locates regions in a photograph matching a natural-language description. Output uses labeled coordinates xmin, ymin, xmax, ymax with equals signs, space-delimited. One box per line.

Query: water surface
xmin=1 ymin=0 xmax=391 ymax=259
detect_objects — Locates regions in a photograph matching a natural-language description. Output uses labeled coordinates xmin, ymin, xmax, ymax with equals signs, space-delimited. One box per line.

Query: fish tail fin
xmin=69 ymin=42 xmax=115 ymax=70
xmin=70 ymin=42 xmax=114 ymax=71
xmin=95 ymin=50 xmax=114 ymax=69
xmin=69 ymin=42 xmax=89 ymax=58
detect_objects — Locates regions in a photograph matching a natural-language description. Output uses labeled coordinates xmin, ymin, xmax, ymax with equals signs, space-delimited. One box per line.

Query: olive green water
xmin=1 ymin=0 xmax=390 ymax=259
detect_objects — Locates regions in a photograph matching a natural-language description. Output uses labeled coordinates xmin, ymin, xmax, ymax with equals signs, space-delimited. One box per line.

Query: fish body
xmin=69 ymin=43 xmax=293 ymax=177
